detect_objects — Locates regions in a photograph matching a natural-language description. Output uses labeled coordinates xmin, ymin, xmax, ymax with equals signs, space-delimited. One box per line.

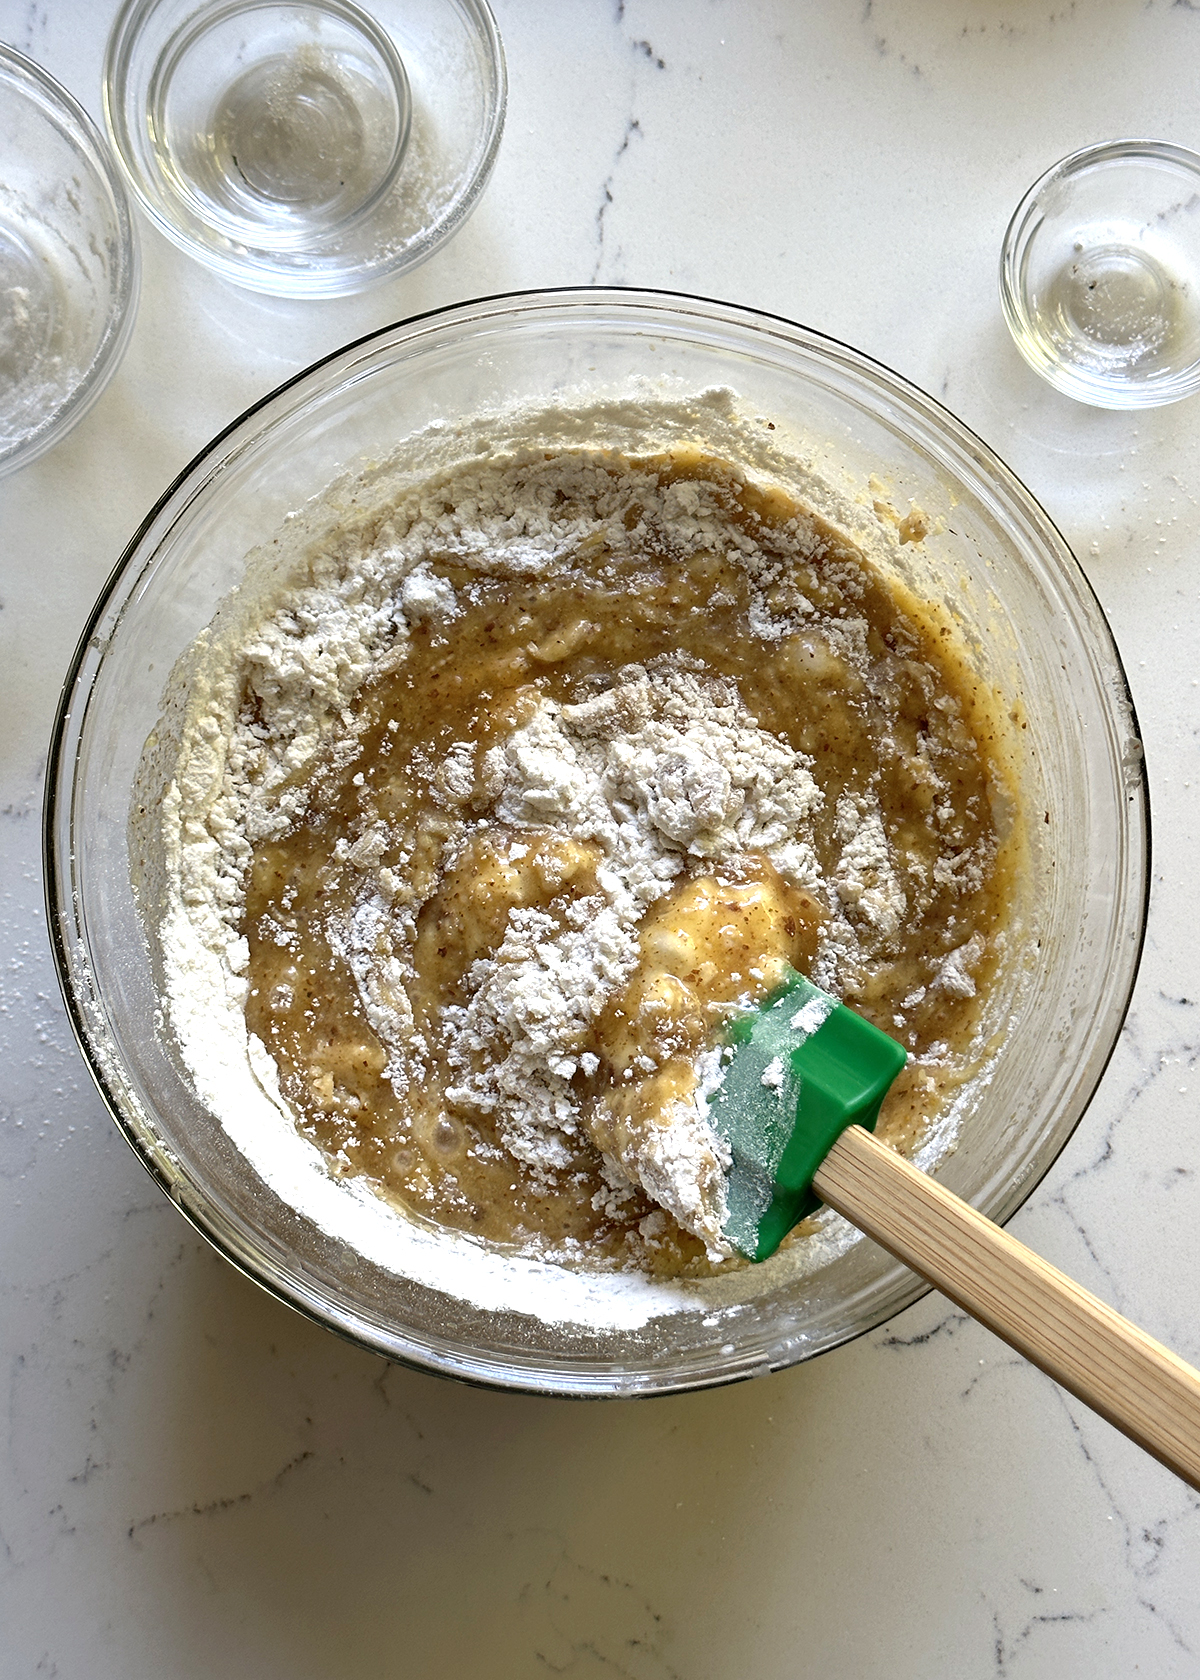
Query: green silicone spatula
xmin=710 ymin=968 xmax=1200 ymax=1493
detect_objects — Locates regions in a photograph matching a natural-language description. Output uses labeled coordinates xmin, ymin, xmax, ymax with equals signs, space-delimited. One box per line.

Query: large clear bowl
xmin=45 ymin=290 xmax=1149 ymax=1396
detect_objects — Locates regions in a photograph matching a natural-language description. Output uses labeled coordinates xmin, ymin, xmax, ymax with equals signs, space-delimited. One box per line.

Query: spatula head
xmin=707 ymin=969 xmax=908 ymax=1262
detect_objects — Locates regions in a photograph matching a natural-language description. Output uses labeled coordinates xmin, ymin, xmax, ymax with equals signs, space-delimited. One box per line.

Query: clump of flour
xmin=398 ymin=662 xmax=824 ymax=1258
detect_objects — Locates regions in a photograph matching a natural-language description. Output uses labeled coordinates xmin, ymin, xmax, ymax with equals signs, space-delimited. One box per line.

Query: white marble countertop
xmin=4 ymin=3 xmax=1200 ymax=1675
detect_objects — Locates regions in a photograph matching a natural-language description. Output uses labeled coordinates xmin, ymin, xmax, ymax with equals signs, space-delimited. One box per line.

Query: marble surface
xmin=3 ymin=3 xmax=1200 ymax=1675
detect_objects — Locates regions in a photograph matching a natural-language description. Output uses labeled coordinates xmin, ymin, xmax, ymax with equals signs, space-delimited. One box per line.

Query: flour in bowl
xmin=132 ymin=405 xmax=1022 ymax=1310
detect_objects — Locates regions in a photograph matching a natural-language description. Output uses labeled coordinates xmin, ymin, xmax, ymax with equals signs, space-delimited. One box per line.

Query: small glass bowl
xmin=104 ymin=0 xmax=506 ymax=296
xmin=0 ymin=44 xmax=139 ymax=477
xmin=1001 ymin=140 xmax=1200 ymax=409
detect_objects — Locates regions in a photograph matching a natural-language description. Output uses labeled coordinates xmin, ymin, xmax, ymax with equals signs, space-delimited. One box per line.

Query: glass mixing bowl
xmin=45 ymin=290 xmax=1149 ymax=1396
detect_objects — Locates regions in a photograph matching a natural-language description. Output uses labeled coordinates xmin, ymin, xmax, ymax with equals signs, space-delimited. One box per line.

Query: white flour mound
xmin=409 ymin=662 xmax=824 ymax=1259
xmin=131 ymin=395 xmax=985 ymax=1333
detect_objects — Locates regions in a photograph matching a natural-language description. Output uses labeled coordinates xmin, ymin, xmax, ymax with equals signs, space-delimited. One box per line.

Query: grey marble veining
xmin=5 ymin=2 xmax=1200 ymax=1675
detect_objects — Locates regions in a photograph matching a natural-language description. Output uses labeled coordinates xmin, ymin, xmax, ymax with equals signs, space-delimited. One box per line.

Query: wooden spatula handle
xmin=813 ymin=1124 xmax=1200 ymax=1491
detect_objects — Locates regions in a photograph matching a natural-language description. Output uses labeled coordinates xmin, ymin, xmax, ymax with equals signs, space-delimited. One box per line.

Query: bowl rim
xmin=101 ymin=0 xmax=508 ymax=297
xmin=42 ymin=285 xmax=1152 ymax=1395
xmin=0 ymin=42 xmax=141 ymax=476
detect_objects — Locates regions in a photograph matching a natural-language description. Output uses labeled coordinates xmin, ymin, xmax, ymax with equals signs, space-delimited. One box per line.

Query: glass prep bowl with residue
xmin=0 ymin=44 xmax=139 ymax=476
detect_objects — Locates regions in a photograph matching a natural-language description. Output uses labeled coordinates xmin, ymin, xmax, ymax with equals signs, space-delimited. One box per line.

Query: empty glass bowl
xmin=1001 ymin=140 xmax=1200 ymax=408
xmin=0 ymin=44 xmax=139 ymax=477
xmin=103 ymin=0 xmax=506 ymax=296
